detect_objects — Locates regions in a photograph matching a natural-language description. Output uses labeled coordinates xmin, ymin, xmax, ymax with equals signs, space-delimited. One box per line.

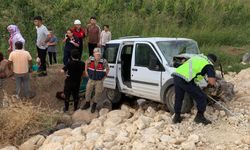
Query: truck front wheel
xmin=164 ymin=86 xmax=194 ymax=114
xmin=104 ymin=88 xmax=122 ymax=104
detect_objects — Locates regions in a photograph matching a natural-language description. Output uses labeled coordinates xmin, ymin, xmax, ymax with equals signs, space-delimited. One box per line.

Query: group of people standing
xmin=1 ymin=15 xmax=111 ymax=113
xmin=63 ymin=16 xmax=111 ymax=66
xmin=60 ymin=16 xmax=111 ymax=113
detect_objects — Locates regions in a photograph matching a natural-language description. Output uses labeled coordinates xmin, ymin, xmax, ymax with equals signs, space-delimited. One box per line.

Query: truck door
xmin=131 ymin=42 xmax=164 ymax=102
xmin=117 ymin=42 xmax=134 ymax=91
xmin=103 ymin=43 xmax=120 ymax=89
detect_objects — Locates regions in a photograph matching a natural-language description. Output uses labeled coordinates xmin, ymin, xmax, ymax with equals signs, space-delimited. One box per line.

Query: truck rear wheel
xmin=165 ymin=86 xmax=194 ymax=114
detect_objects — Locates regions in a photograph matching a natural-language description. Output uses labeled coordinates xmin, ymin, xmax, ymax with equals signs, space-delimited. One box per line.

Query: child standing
xmin=61 ymin=49 xmax=85 ymax=112
xmin=47 ymin=30 xmax=58 ymax=65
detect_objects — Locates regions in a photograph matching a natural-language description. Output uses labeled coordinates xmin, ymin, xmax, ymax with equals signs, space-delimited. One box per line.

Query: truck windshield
xmin=157 ymin=40 xmax=199 ymax=63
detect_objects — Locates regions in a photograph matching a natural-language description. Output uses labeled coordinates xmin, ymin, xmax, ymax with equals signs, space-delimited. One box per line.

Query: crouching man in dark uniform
xmin=172 ymin=54 xmax=217 ymax=125
xmin=82 ymin=48 xmax=109 ymax=113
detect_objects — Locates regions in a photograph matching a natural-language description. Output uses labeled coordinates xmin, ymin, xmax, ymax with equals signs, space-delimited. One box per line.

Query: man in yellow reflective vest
xmin=172 ymin=54 xmax=217 ymax=125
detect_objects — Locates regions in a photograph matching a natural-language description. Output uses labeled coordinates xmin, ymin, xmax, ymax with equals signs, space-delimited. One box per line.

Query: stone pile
xmin=2 ymin=68 xmax=250 ymax=150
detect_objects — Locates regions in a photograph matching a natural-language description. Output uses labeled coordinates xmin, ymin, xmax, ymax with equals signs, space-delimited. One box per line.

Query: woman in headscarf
xmin=7 ymin=25 xmax=25 ymax=53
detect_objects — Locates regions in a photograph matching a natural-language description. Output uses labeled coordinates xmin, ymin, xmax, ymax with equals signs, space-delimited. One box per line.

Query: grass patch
xmin=0 ymin=95 xmax=61 ymax=147
xmin=200 ymin=45 xmax=250 ymax=73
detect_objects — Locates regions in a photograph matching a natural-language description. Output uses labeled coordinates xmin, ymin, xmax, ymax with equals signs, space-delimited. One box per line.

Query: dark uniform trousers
xmin=173 ymin=76 xmax=207 ymax=114
xmin=64 ymin=80 xmax=80 ymax=110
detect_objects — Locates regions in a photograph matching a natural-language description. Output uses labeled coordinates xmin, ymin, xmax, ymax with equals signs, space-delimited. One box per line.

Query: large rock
xmin=140 ymin=127 xmax=160 ymax=143
xmin=103 ymin=109 xmax=131 ymax=127
xmin=145 ymin=106 xmax=156 ymax=118
xmin=19 ymin=135 xmax=45 ymax=150
xmin=181 ymin=141 xmax=196 ymax=150
xmin=107 ymin=110 xmax=130 ymax=120
xmin=63 ymin=142 xmax=82 ymax=150
xmin=115 ymin=130 xmax=130 ymax=143
xmin=0 ymin=146 xmax=18 ymax=150
xmin=104 ymin=117 xmax=122 ymax=127
xmin=64 ymin=136 xmax=85 ymax=145
xmin=72 ymin=110 xmax=98 ymax=124
xmin=53 ymin=128 xmax=72 ymax=136
xmin=38 ymin=142 xmax=63 ymax=150
xmin=241 ymin=135 xmax=250 ymax=145
xmin=160 ymin=135 xmax=174 ymax=143
xmin=86 ymin=132 xmax=100 ymax=141
xmin=180 ymin=134 xmax=199 ymax=150
xmin=134 ymin=115 xmax=154 ymax=130
xmin=99 ymin=108 xmax=110 ymax=116
xmin=187 ymin=134 xmax=200 ymax=144
xmin=132 ymin=141 xmax=147 ymax=150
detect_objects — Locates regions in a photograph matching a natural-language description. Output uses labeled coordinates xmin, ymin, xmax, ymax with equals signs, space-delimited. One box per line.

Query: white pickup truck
xmin=103 ymin=37 xmax=200 ymax=113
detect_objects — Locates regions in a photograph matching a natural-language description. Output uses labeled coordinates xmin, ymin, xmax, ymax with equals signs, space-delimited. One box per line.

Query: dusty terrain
xmin=0 ymin=66 xmax=250 ymax=150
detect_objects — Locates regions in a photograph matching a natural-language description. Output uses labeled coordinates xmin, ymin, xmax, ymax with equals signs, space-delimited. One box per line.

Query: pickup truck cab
xmin=103 ymin=37 xmax=200 ymax=113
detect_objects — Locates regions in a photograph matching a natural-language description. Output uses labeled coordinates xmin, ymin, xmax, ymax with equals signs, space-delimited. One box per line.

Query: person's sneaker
xmin=91 ymin=103 xmax=97 ymax=113
xmin=81 ymin=102 xmax=90 ymax=110
xmin=172 ymin=114 xmax=183 ymax=124
xmin=194 ymin=113 xmax=212 ymax=125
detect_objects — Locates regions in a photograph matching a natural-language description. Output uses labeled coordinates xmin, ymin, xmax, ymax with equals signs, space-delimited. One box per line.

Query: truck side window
xmin=135 ymin=43 xmax=163 ymax=71
xmin=103 ymin=44 xmax=119 ymax=63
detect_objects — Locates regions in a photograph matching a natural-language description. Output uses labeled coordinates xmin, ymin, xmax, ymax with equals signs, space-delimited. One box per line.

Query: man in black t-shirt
xmin=61 ymin=50 xmax=85 ymax=112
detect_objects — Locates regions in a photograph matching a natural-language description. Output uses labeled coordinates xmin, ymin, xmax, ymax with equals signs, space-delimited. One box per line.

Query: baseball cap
xmin=74 ymin=19 xmax=81 ymax=25
xmin=93 ymin=48 xmax=101 ymax=54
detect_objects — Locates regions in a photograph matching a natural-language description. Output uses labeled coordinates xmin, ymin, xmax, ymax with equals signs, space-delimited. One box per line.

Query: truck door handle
xmin=132 ymin=68 xmax=137 ymax=71
xmin=109 ymin=65 xmax=114 ymax=68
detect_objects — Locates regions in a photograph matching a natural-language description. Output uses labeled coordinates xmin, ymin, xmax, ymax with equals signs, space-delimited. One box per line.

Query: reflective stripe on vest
xmin=172 ymin=54 xmax=213 ymax=83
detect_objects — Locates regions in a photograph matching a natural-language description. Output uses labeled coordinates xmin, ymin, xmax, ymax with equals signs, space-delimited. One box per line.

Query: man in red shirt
xmin=71 ymin=19 xmax=86 ymax=59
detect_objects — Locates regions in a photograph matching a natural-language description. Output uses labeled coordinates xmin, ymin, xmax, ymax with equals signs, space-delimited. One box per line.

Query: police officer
xmin=172 ymin=54 xmax=217 ymax=125
xmin=82 ymin=48 xmax=109 ymax=113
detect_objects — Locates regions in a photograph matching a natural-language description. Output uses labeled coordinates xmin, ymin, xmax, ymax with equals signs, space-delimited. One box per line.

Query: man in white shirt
xmin=99 ymin=25 xmax=111 ymax=57
xmin=34 ymin=16 xmax=49 ymax=77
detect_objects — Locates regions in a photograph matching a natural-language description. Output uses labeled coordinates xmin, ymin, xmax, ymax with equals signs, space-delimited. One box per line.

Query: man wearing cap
xmin=82 ymin=48 xmax=109 ymax=113
xmin=71 ymin=19 xmax=86 ymax=59
xmin=171 ymin=54 xmax=217 ymax=125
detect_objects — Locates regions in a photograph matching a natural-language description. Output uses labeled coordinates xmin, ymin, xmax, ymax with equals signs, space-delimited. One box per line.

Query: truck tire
xmin=104 ymin=88 xmax=122 ymax=104
xmin=165 ymin=86 xmax=194 ymax=114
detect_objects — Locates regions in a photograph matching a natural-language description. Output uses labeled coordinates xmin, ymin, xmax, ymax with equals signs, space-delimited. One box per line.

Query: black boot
xmin=194 ymin=112 xmax=212 ymax=125
xmin=172 ymin=113 xmax=183 ymax=124
xmin=81 ymin=102 xmax=90 ymax=110
xmin=74 ymin=100 xmax=79 ymax=111
xmin=91 ymin=103 xmax=97 ymax=113
xmin=63 ymin=101 xmax=69 ymax=113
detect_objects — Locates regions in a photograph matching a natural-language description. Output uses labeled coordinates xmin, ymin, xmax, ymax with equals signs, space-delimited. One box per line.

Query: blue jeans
xmin=15 ymin=73 xmax=30 ymax=97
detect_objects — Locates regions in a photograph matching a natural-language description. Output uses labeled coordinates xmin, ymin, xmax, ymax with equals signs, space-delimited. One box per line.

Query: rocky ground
xmin=1 ymin=67 xmax=250 ymax=150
